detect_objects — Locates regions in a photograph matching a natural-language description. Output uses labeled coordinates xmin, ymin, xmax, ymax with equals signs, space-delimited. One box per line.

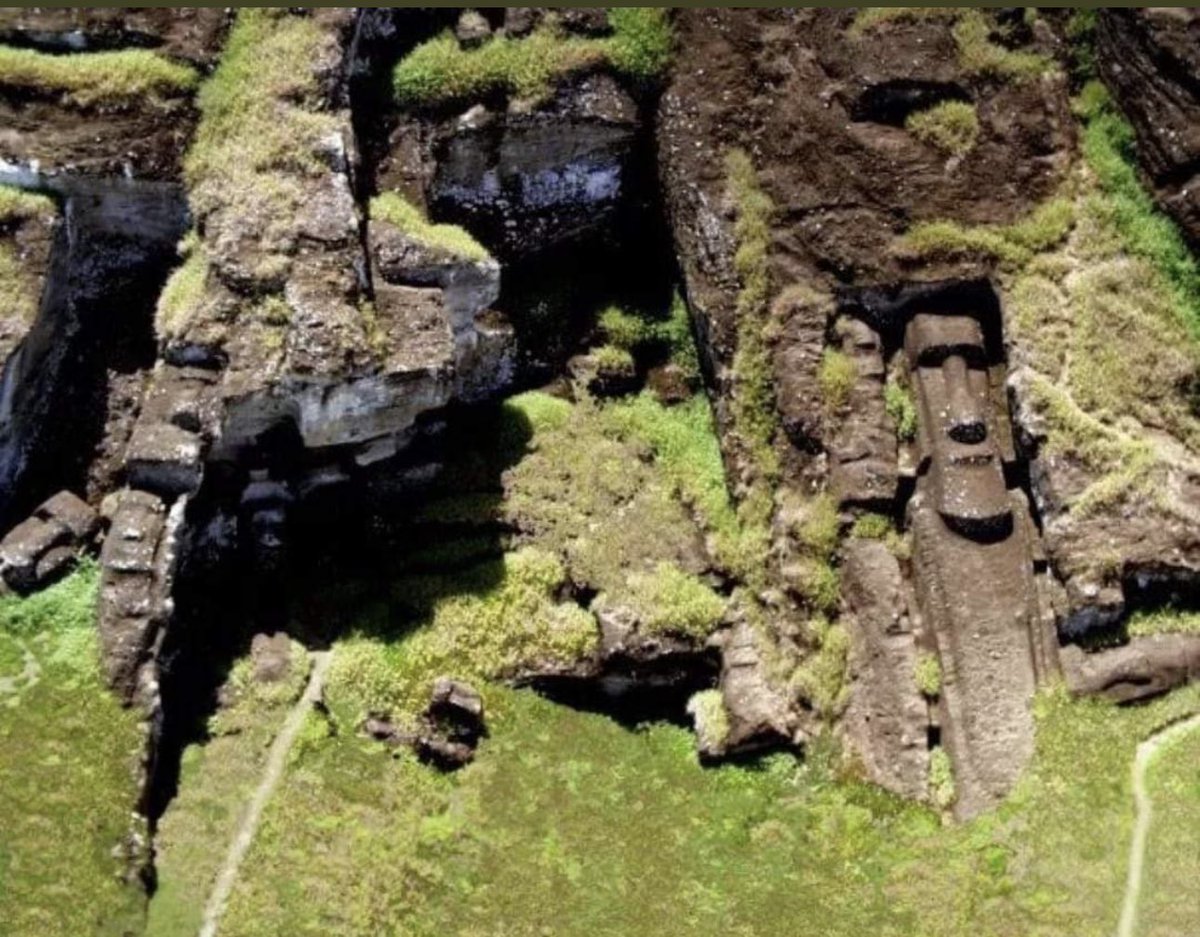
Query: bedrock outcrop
xmin=1097 ymin=8 xmax=1200 ymax=247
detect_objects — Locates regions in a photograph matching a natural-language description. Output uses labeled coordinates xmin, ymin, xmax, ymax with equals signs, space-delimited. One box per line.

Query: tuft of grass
xmin=326 ymin=548 xmax=598 ymax=728
xmin=0 ymin=564 xmax=145 ymax=937
xmin=884 ymin=375 xmax=919 ymax=441
xmin=393 ymin=8 xmax=671 ymax=106
xmin=725 ymin=148 xmax=780 ymax=506
xmin=929 ymin=746 xmax=956 ymax=809
xmin=905 ymin=100 xmax=979 ymax=157
xmin=687 ymin=688 xmax=730 ymax=750
xmin=599 ymin=293 xmax=700 ymax=378
xmin=1126 ymin=608 xmax=1200 ymax=638
xmin=183 ymin=8 xmax=342 ymax=262
xmin=370 ymin=191 xmax=491 ymax=262
xmin=0 ymin=185 xmax=55 ymax=225
xmin=155 ymin=236 xmax=208 ymax=340
xmin=914 ymin=652 xmax=942 ymax=698
xmin=850 ymin=513 xmax=892 ymax=541
xmin=901 ymin=197 xmax=1076 ymax=269
xmin=791 ymin=615 xmax=850 ymax=718
xmin=593 ymin=343 xmax=635 ymax=375
xmin=0 ymin=44 xmax=198 ymax=106
xmin=818 ymin=348 xmax=857 ymax=411
xmin=618 ymin=562 xmax=726 ymax=639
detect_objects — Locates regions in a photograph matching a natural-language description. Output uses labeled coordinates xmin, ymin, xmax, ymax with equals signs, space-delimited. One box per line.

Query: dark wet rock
xmin=1097 ymin=9 xmax=1200 ymax=246
xmin=428 ymin=72 xmax=642 ymax=259
xmin=0 ymin=489 xmax=98 ymax=592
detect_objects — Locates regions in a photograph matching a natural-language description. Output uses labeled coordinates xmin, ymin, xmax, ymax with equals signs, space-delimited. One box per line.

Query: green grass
xmin=906 ymin=100 xmax=979 ymax=157
xmin=592 ymin=342 xmax=635 ymax=375
xmin=790 ymin=615 xmax=849 ymax=718
xmin=0 ymin=44 xmax=197 ymax=106
xmin=0 ymin=243 xmax=43 ymax=327
xmin=613 ymin=562 xmax=726 ymax=639
xmin=928 ymin=746 xmax=956 ymax=810
xmin=725 ymin=148 xmax=779 ymax=482
xmin=901 ymin=197 xmax=1076 ymax=269
xmin=687 ymin=688 xmax=730 ymax=750
xmin=154 ymin=236 xmax=207 ymax=340
xmin=393 ymin=8 xmax=672 ymax=106
xmin=326 ymin=549 xmax=598 ymax=729
xmin=818 ymin=348 xmax=857 ymax=410
xmin=1140 ymin=724 xmax=1200 ymax=937
xmin=183 ymin=9 xmax=341 ymax=267
xmin=202 ymin=677 xmax=1200 ymax=937
xmin=0 ymin=185 xmax=54 ymax=225
xmin=147 ymin=643 xmax=312 ymax=937
xmin=884 ymin=375 xmax=919 ymax=440
xmin=598 ymin=293 xmax=700 ymax=378
xmin=370 ymin=192 xmax=491 ymax=262
xmin=0 ymin=564 xmax=145 ymax=937
xmin=1126 ymin=608 xmax=1200 ymax=638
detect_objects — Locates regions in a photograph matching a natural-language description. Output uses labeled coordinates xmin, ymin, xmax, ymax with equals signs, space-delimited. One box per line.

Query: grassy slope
xmin=1139 ymin=726 xmax=1200 ymax=937
xmin=145 ymin=645 xmax=311 ymax=937
xmin=211 ymin=681 xmax=1200 ymax=937
xmin=0 ymin=565 xmax=144 ymax=937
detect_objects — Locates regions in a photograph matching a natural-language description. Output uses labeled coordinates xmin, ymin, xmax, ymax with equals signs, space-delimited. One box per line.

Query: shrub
xmin=621 ymin=562 xmax=726 ymax=639
xmin=370 ymin=191 xmax=491 ymax=262
xmin=905 ymin=100 xmax=979 ymax=157
xmin=0 ymin=45 xmax=198 ymax=106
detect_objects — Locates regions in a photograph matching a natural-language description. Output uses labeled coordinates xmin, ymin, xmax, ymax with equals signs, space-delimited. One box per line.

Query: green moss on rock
xmin=370 ymin=191 xmax=491 ymax=262
xmin=905 ymin=100 xmax=979 ymax=157
xmin=617 ymin=562 xmax=726 ymax=639
xmin=0 ymin=44 xmax=198 ymax=106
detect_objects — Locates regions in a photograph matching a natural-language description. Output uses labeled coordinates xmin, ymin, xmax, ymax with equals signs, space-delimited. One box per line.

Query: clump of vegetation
xmin=154 ymin=235 xmax=208 ymax=340
xmin=0 ymin=44 xmax=197 ymax=106
xmin=0 ymin=244 xmax=42 ymax=327
xmin=928 ymin=746 xmax=956 ymax=809
xmin=592 ymin=343 xmax=635 ymax=376
xmin=781 ymin=492 xmax=841 ymax=615
xmin=791 ymin=615 xmax=850 ymax=719
xmin=183 ymin=9 xmax=341 ymax=256
xmin=914 ymin=652 xmax=942 ymax=698
xmin=0 ymin=564 xmax=145 ymax=936
xmin=906 ymin=100 xmax=980 ymax=157
xmin=884 ymin=374 xmax=919 ymax=441
xmin=617 ymin=563 xmax=726 ymax=639
xmin=326 ymin=548 xmax=598 ymax=727
xmin=901 ymin=197 xmax=1075 ymax=269
xmin=818 ymin=348 xmax=857 ymax=411
xmin=1126 ymin=608 xmax=1200 ymax=638
xmin=370 ymin=191 xmax=491 ymax=262
xmin=0 ymin=185 xmax=54 ymax=225
xmin=687 ymin=688 xmax=730 ymax=751
xmin=598 ymin=293 xmax=700 ymax=378
xmin=850 ymin=513 xmax=892 ymax=541
xmin=393 ymin=8 xmax=672 ymax=106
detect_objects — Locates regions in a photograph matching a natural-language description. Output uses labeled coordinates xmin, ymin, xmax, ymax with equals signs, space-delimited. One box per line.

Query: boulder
xmin=0 ymin=490 xmax=98 ymax=592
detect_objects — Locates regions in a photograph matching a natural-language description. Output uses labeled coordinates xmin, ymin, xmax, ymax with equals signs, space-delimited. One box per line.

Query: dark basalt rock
xmin=0 ymin=489 xmax=99 ymax=592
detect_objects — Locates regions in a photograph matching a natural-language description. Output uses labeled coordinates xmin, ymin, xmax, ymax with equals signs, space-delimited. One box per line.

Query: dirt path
xmin=1116 ymin=712 xmax=1200 ymax=937
xmin=197 ymin=649 xmax=332 ymax=937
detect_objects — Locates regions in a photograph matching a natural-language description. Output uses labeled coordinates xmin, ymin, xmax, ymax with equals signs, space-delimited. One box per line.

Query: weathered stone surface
xmin=249 ymin=632 xmax=293 ymax=684
xmin=454 ymin=10 xmax=491 ymax=49
xmin=0 ymin=489 xmax=97 ymax=592
xmin=1097 ymin=9 xmax=1200 ymax=246
xmin=840 ymin=539 xmax=929 ymax=801
xmin=716 ymin=621 xmax=799 ymax=754
xmin=1061 ymin=635 xmax=1200 ymax=704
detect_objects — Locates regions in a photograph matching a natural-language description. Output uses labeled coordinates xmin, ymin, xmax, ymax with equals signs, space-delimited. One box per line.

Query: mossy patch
xmin=0 ymin=44 xmax=198 ymax=106
xmin=884 ymin=374 xmax=918 ymax=441
xmin=1126 ymin=608 xmax=1200 ymax=638
xmin=905 ymin=100 xmax=979 ymax=157
xmin=914 ymin=652 xmax=942 ymax=698
xmin=818 ymin=348 xmax=857 ymax=411
xmin=154 ymin=235 xmax=208 ymax=340
xmin=928 ymin=746 xmax=956 ymax=809
xmin=370 ymin=192 xmax=491 ymax=262
xmin=900 ymin=197 xmax=1076 ymax=269
xmin=686 ymin=688 xmax=730 ymax=751
xmin=790 ymin=615 xmax=850 ymax=719
xmin=0 ymin=185 xmax=55 ymax=225
xmin=393 ymin=8 xmax=672 ymax=107
xmin=0 ymin=243 xmax=43 ymax=327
